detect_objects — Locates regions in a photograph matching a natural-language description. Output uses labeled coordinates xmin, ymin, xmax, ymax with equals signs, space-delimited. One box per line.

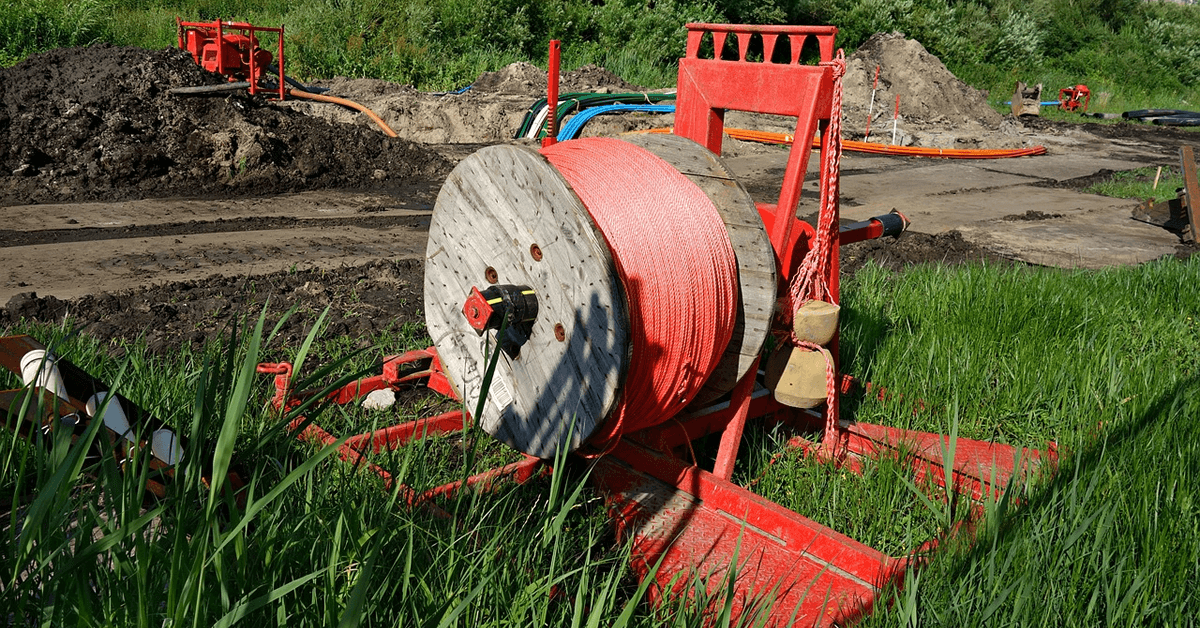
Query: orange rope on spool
xmin=541 ymin=138 xmax=739 ymax=447
xmin=631 ymin=127 xmax=1047 ymax=159
xmin=286 ymin=88 xmax=399 ymax=138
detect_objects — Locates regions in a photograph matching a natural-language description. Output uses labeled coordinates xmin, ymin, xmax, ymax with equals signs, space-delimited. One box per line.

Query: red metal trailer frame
xmin=256 ymin=23 xmax=1056 ymax=626
xmin=176 ymin=17 xmax=286 ymax=100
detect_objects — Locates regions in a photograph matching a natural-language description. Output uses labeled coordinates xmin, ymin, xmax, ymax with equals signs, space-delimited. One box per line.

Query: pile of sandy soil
xmin=0 ymin=44 xmax=449 ymax=206
xmin=286 ymin=62 xmax=659 ymax=144
xmin=841 ymin=33 xmax=1027 ymax=148
xmin=298 ymin=35 xmax=1028 ymax=149
xmin=472 ymin=62 xmax=644 ymax=95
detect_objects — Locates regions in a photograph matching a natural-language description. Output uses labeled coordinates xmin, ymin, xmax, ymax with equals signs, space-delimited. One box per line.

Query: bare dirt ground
xmin=1 ymin=39 xmax=1195 ymax=353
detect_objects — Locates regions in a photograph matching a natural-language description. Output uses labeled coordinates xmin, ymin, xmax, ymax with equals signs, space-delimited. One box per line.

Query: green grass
xmin=2 ymin=256 xmax=1198 ymax=624
xmin=4 ymin=0 xmax=1200 ymax=105
xmin=0 ymin=311 xmax=743 ymax=626
xmin=836 ymin=259 xmax=1200 ymax=625
xmin=1085 ymin=166 xmax=1188 ymax=205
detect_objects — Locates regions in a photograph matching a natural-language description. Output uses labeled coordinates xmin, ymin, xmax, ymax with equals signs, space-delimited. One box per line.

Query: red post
xmin=542 ymin=40 xmax=561 ymax=147
xmin=247 ymin=27 xmax=257 ymax=96
xmin=216 ymin=19 xmax=225 ymax=77
xmin=277 ymin=25 xmax=286 ymax=101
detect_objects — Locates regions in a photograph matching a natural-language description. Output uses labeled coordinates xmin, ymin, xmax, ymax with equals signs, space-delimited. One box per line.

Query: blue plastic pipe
xmin=557 ymin=104 xmax=676 ymax=141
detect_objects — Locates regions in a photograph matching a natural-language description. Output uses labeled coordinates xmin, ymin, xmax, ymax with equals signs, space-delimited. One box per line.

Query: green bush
xmin=0 ymin=0 xmax=109 ymax=66
xmin=1 ymin=0 xmax=1197 ymax=105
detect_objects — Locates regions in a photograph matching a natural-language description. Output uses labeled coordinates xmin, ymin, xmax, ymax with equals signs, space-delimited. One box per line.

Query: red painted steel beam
xmin=543 ymin=40 xmax=561 ymax=147
xmin=343 ymin=411 xmax=465 ymax=454
xmin=844 ymin=423 xmax=1057 ymax=501
xmin=590 ymin=438 xmax=900 ymax=627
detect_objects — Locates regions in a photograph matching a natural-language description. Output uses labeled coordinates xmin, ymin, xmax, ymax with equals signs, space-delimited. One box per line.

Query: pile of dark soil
xmin=0 ymin=44 xmax=450 ymax=206
xmin=1 ymin=259 xmax=425 ymax=356
xmin=841 ymin=231 xmax=1013 ymax=275
xmin=1003 ymin=210 xmax=1064 ymax=221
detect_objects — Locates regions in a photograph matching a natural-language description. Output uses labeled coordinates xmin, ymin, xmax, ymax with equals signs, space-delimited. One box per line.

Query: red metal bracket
xmin=674 ymin=23 xmax=838 ymax=275
xmin=257 ymin=347 xmax=542 ymax=517
xmin=176 ymin=17 xmax=286 ymax=100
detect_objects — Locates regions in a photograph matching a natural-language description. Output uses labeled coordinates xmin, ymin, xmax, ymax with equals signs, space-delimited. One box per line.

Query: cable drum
xmin=424 ymin=136 xmax=773 ymax=458
xmin=542 ymin=137 xmax=739 ymax=444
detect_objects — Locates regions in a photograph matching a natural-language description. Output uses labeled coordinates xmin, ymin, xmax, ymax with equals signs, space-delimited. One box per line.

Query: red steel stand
xmin=177 ymin=17 xmax=287 ymax=100
xmin=256 ymin=23 xmax=1056 ymax=626
xmin=584 ymin=23 xmax=1057 ymax=626
xmin=257 ymin=349 xmax=542 ymax=517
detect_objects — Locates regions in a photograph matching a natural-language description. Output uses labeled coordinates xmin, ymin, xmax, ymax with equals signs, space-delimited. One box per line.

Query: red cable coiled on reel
xmin=541 ymin=138 xmax=739 ymax=445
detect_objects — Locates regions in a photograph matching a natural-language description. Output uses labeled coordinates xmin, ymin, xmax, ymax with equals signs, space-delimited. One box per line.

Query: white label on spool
xmin=489 ymin=376 xmax=513 ymax=411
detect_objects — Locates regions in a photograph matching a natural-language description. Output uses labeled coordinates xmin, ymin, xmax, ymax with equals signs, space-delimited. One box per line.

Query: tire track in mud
xmin=0 ymin=214 xmax=431 ymax=248
xmin=1 ymin=190 xmax=435 ymax=302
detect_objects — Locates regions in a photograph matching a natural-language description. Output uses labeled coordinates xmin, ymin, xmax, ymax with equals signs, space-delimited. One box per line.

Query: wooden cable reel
xmin=424 ymin=135 xmax=775 ymax=458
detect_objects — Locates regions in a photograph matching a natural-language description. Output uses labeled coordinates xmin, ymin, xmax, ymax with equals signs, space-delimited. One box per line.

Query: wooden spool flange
xmin=424 ymin=138 xmax=773 ymax=458
xmin=425 ymin=145 xmax=629 ymax=458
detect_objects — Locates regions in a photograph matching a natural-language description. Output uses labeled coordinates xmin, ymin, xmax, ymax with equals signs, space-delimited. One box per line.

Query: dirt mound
xmin=471 ymin=61 xmax=548 ymax=95
xmin=562 ymin=64 xmax=644 ymax=93
xmin=1 ymin=259 xmax=425 ymax=356
xmin=285 ymin=80 xmax=533 ymax=145
xmin=842 ymin=33 xmax=1007 ymax=147
xmin=0 ymin=44 xmax=449 ymax=206
xmin=286 ymin=61 xmax=653 ymax=144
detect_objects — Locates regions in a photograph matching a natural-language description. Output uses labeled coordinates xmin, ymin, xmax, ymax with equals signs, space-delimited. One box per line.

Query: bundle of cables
xmin=514 ymin=91 xmax=676 ymax=140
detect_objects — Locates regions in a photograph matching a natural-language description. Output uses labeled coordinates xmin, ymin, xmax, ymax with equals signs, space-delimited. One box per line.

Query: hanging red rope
xmin=541 ymin=138 xmax=739 ymax=445
xmin=786 ymin=51 xmax=847 ymax=458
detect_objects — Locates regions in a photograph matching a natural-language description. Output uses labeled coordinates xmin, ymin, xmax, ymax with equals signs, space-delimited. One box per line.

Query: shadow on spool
xmin=424 ymin=136 xmax=774 ymax=458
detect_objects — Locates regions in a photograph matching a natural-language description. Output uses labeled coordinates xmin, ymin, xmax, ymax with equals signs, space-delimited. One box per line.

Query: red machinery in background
xmin=176 ymin=18 xmax=285 ymax=100
xmin=1059 ymin=84 xmax=1091 ymax=113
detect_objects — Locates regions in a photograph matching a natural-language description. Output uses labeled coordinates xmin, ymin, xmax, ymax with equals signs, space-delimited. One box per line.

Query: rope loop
xmin=782 ymin=49 xmax=847 ymax=456
xmin=787 ymin=49 xmax=846 ymax=323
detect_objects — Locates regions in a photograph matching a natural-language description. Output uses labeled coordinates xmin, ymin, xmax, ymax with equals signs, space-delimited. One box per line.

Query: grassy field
xmin=1085 ymin=166 xmax=1188 ymax=206
xmin=3 ymin=0 xmax=1199 ymax=109
xmin=3 ymin=255 xmax=1197 ymax=625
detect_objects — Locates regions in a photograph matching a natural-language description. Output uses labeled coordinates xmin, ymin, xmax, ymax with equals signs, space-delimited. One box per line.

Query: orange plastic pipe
xmin=634 ymin=127 xmax=1047 ymax=159
xmin=286 ymin=88 xmax=398 ymax=138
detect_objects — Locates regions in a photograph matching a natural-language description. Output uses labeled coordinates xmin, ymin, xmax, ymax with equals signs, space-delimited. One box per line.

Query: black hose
xmin=168 ymin=82 xmax=251 ymax=95
xmin=1123 ymin=109 xmax=1198 ymax=120
xmin=267 ymin=65 xmax=329 ymax=93
xmin=1152 ymin=116 xmax=1200 ymax=127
